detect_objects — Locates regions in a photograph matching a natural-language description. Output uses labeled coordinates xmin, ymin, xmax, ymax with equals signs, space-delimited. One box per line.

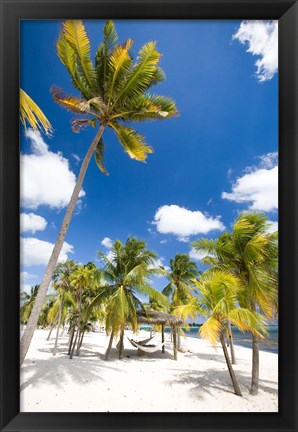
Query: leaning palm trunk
xmin=53 ymin=292 xmax=65 ymax=356
xmin=75 ymin=292 xmax=83 ymax=356
xmin=105 ymin=331 xmax=114 ymax=360
xmin=250 ymin=333 xmax=259 ymax=395
xmin=68 ymin=326 xmax=76 ymax=355
xmin=118 ymin=330 xmax=124 ymax=359
xmin=46 ymin=311 xmax=59 ymax=341
xmin=20 ymin=125 xmax=105 ymax=365
xmin=219 ymin=333 xmax=242 ymax=396
xmin=227 ymin=321 xmax=236 ymax=364
xmin=70 ymin=326 xmax=79 ymax=359
xmin=79 ymin=330 xmax=85 ymax=349
xmin=250 ymin=301 xmax=260 ymax=395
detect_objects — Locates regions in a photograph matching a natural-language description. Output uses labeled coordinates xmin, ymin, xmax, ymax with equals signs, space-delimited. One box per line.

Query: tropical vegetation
xmin=20 ymin=210 xmax=278 ymax=398
xmin=192 ymin=212 xmax=278 ymax=395
xmin=174 ymin=270 xmax=267 ymax=396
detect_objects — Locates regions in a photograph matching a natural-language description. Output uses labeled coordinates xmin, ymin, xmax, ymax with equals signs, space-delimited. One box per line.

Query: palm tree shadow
xmin=165 ymin=367 xmax=278 ymax=400
xmin=185 ymin=351 xmax=226 ymax=363
xmin=21 ymin=338 xmax=122 ymax=393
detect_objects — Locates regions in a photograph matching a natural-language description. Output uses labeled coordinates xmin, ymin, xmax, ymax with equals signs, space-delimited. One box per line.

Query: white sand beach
xmin=20 ymin=329 xmax=278 ymax=412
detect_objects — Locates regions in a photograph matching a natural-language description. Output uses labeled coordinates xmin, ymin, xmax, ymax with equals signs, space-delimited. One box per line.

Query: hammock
xmin=127 ymin=333 xmax=171 ymax=354
xmin=132 ymin=335 xmax=155 ymax=346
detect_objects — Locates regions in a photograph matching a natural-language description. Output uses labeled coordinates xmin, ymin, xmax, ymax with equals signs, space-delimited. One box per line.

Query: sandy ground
xmin=20 ymin=329 xmax=278 ymax=412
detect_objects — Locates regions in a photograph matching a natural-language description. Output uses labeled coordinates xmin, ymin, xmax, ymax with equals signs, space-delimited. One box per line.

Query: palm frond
xmin=162 ymin=282 xmax=173 ymax=298
xmin=71 ymin=117 xmax=98 ymax=133
xmin=137 ymin=285 xmax=169 ymax=308
xmin=95 ymin=20 xmax=119 ymax=98
xmin=56 ymin=35 xmax=92 ymax=100
xmin=244 ymin=234 xmax=269 ymax=264
xmin=147 ymin=67 xmax=166 ymax=88
xmin=110 ymin=122 xmax=153 ymax=161
xmin=62 ymin=20 xmax=96 ymax=93
xmin=51 ymin=86 xmax=87 ymax=113
xmin=173 ymin=299 xmax=203 ymax=320
xmin=115 ymin=94 xmax=177 ymax=122
xmin=94 ymin=137 xmax=109 ymax=175
xmin=112 ymin=41 xmax=160 ymax=107
xmin=106 ymin=39 xmax=133 ymax=104
xmin=229 ymin=308 xmax=267 ymax=338
xmin=199 ymin=317 xmax=222 ymax=346
xmin=20 ymin=89 xmax=52 ymax=135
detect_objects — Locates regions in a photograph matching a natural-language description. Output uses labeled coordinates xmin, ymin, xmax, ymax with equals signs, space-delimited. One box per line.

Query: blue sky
xmin=20 ymin=20 xmax=278 ymax=295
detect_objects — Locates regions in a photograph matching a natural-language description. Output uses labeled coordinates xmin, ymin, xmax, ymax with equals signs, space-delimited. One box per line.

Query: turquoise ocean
xmin=139 ymin=325 xmax=278 ymax=353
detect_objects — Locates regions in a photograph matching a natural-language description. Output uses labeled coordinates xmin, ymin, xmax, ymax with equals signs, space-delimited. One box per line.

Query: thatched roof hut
xmin=136 ymin=309 xmax=184 ymax=360
xmin=136 ymin=309 xmax=184 ymax=326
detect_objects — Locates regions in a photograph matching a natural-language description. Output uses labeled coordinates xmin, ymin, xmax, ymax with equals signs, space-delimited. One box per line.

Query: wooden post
xmin=161 ymin=323 xmax=165 ymax=354
xmin=173 ymin=326 xmax=177 ymax=360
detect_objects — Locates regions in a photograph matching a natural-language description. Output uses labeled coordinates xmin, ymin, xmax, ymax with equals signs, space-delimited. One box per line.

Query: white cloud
xmin=20 ymin=271 xmax=38 ymax=282
xmin=21 ymin=129 xmax=85 ymax=210
xmin=105 ymin=250 xmax=115 ymax=261
xmin=20 ymin=237 xmax=74 ymax=266
xmin=233 ymin=20 xmax=278 ymax=82
xmin=267 ymin=220 xmax=278 ymax=233
xmin=258 ymin=152 xmax=278 ymax=169
xmin=20 ymin=212 xmax=47 ymax=234
xmin=20 ymin=271 xmax=38 ymax=293
xmin=149 ymin=258 xmax=170 ymax=277
xmin=152 ymin=204 xmax=225 ymax=242
xmin=101 ymin=237 xmax=113 ymax=249
xmin=222 ymin=152 xmax=278 ymax=212
xmin=189 ymin=248 xmax=209 ymax=262
xmin=21 ymin=284 xmax=33 ymax=294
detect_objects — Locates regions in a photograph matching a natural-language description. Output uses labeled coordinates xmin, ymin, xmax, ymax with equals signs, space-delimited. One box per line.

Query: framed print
xmin=0 ymin=0 xmax=297 ymax=431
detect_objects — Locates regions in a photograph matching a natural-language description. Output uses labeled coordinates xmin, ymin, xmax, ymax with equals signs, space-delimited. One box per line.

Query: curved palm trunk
xmin=118 ymin=329 xmax=124 ymax=359
xmin=227 ymin=321 xmax=236 ymax=364
xmin=46 ymin=311 xmax=59 ymax=341
xmin=53 ymin=292 xmax=65 ymax=356
xmin=250 ymin=301 xmax=259 ymax=395
xmin=105 ymin=331 xmax=114 ymax=360
xmin=79 ymin=330 xmax=85 ymax=349
xmin=250 ymin=333 xmax=259 ymax=395
xmin=68 ymin=326 xmax=76 ymax=355
xmin=219 ymin=333 xmax=242 ymax=396
xmin=172 ymin=327 xmax=178 ymax=360
xmin=75 ymin=292 xmax=83 ymax=356
xmin=70 ymin=327 xmax=79 ymax=359
xmin=20 ymin=125 xmax=105 ymax=366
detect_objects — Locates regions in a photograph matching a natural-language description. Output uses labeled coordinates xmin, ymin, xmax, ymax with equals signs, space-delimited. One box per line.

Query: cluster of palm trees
xmin=173 ymin=212 xmax=278 ymax=396
xmin=21 ymin=212 xmax=277 ymax=398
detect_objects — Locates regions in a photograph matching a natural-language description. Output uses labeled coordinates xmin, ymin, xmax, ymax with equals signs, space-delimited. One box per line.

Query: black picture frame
xmin=0 ymin=1 xmax=297 ymax=431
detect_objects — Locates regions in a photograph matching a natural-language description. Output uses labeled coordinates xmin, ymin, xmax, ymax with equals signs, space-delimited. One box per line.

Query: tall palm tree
xmin=68 ymin=264 xmax=98 ymax=358
xmin=20 ymin=19 xmax=177 ymax=365
xmin=51 ymin=260 xmax=78 ymax=354
xmin=162 ymin=254 xmax=199 ymax=348
xmin=175 ymin=270 xmax=267 ymax=397
xmin=20 ymin=89 xmax=52 ymax=135
xmin=162 ymin=254 xmax=199 ymax=306
xmin=192 ymin=212 xmax=278 ymax=395
xmin=90 ymin=237 xmax=168 ymax=359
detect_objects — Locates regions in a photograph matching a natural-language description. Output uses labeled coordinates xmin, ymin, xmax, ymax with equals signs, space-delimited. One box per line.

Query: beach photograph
xmin=20 ymin=19 xmax=278 ymax=413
